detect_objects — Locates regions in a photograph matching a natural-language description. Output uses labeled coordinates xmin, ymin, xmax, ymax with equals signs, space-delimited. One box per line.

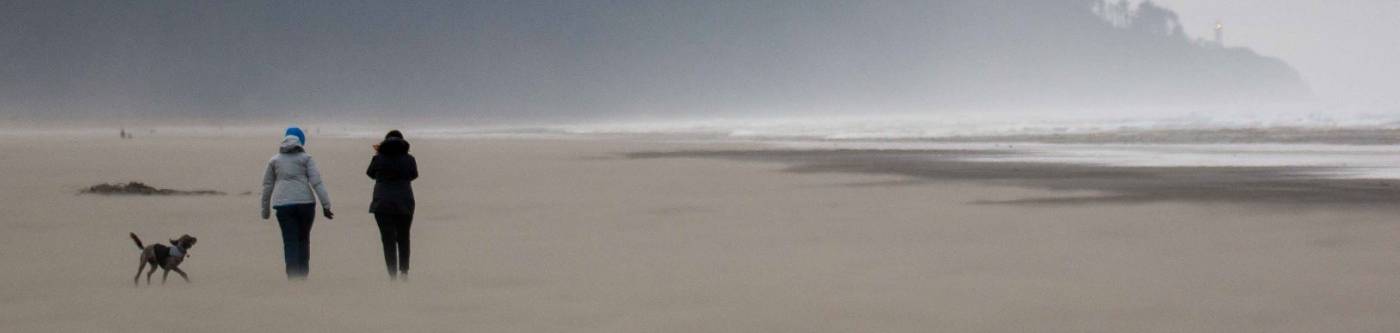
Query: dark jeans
xmin=275 ymin=203 xmax=316 ymax=279
xmin=374 ymin=212 xmax=413 ymax=276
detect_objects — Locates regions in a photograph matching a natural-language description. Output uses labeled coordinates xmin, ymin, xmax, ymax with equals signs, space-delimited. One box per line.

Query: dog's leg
xmin=145 ymin=264 xmax=157 ymax=285
xmin=172 ymin=267 xmax=190 ymax=283
xmin=134 ymin=259 xmax=147 ymax=286
xmin=161 ymin=269 xmax=170 ymax=284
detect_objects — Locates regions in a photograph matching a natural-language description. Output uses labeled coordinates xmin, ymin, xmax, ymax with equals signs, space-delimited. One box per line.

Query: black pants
xmin=275 ymin=204 xmax=316 ymax=279
xmin=374 ymin=212 xmax=413 ymax=275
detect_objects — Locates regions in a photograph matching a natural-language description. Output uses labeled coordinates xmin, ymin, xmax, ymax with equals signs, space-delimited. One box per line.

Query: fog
xmin=0 ymin=1 xmax=1356 ymax=126
xmin=1156 ymin=0 xmax=1400 ymax=110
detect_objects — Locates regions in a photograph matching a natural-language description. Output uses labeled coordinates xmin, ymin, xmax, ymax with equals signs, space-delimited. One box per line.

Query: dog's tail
xmin=129 ymin=232 xmax=144 ymax=250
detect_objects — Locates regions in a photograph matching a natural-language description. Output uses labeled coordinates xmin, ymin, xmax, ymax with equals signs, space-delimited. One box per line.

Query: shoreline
xmin=7 ymin=123 xmax=1400 ymax=145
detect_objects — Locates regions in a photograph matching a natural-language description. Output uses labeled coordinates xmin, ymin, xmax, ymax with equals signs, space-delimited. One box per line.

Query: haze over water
xmin=9 ymin=0 xmax=1383 ymax=124
xmin=3 ymin=0 xmax=1397 ymax=191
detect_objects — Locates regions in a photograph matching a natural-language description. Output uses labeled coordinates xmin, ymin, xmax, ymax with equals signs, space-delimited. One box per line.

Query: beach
xmin=2 ymin=134 xmax=1399 ymax=332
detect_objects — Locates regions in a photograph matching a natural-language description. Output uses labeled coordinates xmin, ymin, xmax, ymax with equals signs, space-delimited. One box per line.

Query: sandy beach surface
xmin=3 ymin=135 xmax=1399 ymax=332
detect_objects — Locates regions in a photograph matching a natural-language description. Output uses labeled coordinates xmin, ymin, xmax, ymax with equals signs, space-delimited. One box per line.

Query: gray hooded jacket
xmin=261 ymin=136 xmax=332 ymax=212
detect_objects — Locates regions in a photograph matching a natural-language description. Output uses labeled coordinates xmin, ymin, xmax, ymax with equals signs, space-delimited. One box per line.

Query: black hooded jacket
xmin=367 ymin=137 xmax=417 ymax=215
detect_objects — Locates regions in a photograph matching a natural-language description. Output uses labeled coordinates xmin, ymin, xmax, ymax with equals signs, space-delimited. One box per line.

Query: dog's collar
xmin=169 ymin=246 xmax=184 ymax=258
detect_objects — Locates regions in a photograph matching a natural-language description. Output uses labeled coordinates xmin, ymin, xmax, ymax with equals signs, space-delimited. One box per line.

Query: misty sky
xmin=1155 ymin=0 xmax=1400 ymax=109
xmin=0 ymin=1 xmax=1391 ymax=125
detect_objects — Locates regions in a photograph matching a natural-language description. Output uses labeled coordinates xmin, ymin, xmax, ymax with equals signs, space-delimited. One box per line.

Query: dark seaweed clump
xmin=81 ymin=182 xmax=225 ymax=196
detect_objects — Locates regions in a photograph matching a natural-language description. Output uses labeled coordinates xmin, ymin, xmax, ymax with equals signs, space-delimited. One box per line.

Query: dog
xmin=130 ymin=233 xmax=197 ymax=285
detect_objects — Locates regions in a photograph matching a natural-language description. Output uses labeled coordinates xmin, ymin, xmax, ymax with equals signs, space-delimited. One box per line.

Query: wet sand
xmin=2 ymin=135 xmax=1399 ymax=332
xmin=628 ymin=149 xmax=1400 ymax=205
xmin=907 ymin=127 xmax=1400 ymax=145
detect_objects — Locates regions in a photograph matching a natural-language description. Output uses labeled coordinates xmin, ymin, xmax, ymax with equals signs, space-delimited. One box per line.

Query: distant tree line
xmin=1092 ymin=0 xmax=1185 ymax=39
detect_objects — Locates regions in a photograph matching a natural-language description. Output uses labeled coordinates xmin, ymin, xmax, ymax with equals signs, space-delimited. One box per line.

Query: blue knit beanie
xmin=284 ymin=127 xmax=306 ymax=145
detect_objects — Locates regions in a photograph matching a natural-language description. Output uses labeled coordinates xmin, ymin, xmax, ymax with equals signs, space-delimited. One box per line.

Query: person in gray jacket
xmin=261 ymin=127 xmax=334 ymax=280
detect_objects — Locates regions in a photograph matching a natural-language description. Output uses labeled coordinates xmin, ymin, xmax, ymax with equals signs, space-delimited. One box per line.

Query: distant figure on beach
xmin=260 ymin=127 xmax=334 ymax=280
xmin=366 ymin=130 xmax=418 ymax=281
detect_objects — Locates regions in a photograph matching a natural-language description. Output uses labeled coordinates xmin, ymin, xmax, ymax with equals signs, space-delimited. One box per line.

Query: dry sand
xmin=2 ymin=135 xmax=1399 ymax=332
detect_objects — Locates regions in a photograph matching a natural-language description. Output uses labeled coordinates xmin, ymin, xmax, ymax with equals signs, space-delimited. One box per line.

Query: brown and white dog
xmin=130 ymin=233 xmax=197 ymax=285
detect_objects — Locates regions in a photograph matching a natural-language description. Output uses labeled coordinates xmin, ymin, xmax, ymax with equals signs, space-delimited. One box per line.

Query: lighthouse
xmin=1214 ymin=21 xmax=1224 ymax=47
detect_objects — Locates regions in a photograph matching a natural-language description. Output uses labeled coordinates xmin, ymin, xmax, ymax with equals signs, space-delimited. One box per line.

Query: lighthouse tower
xmin=1214 ymin=21 xmax=1224 ymax=47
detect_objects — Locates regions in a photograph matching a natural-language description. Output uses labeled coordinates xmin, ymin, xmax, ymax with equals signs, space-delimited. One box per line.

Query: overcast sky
xmin=1155 ymin=0 xmax=1400 ymax=108
xmin=0 ymin=1 xmax=1390 ymax=125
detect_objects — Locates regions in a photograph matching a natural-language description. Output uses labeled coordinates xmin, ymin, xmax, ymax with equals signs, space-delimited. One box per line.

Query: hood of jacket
xmin=377 ymin=137 xmax=410 ymax=156
xmin=279 ymin=135 xmax=305 ymax=154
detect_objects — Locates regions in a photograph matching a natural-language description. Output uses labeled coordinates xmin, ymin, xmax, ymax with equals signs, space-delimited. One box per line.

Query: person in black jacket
xmin=367 ymin=130 xmax=418 ymax=280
